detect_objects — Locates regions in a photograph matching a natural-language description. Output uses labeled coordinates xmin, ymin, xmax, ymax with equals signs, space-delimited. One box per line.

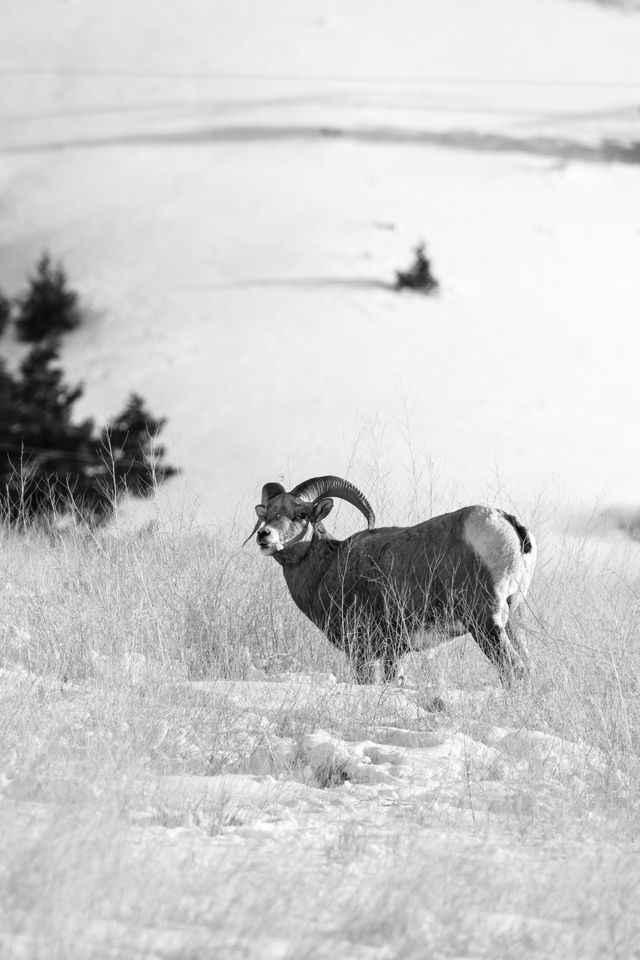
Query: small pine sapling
xmin=395 ymin=242 xmax=440 ymax=294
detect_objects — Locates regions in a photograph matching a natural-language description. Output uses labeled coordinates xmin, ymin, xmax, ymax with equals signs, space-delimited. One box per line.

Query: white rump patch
xmin=463 ymin=507 xmax=535 ymax=618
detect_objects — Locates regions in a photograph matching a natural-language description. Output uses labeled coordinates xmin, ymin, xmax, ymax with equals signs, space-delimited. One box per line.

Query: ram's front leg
xmin=322 ymin=621 xmax=374 ymax=684
xmin=353 ymin=655 xmax=377 ymax=684
xmin=346 ymin=629 xmax=379 ymax=685
xmin=382 ymin=636 xmax=409 ymax=684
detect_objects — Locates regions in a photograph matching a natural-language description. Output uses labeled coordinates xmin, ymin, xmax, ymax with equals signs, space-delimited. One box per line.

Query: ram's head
xmin=244 ymin=476 xmax=375 ymax=556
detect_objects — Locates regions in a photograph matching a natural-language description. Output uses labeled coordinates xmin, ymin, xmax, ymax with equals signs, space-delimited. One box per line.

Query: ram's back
xmin=318 ymin=508 xmax=474 ymax=604
xmin=320 ymin=505 xmax=533 ymax=612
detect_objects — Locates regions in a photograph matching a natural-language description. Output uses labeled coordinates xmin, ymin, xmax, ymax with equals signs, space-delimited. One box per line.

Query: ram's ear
xmin=311 ymin=498 xmax=334 ymax=524
xmin=255 ymin=504 xmax=267 ymax=519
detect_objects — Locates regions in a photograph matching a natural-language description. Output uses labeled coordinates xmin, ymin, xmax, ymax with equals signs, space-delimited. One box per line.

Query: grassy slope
xmin=1 ymin=507 xmax=640 ymax=958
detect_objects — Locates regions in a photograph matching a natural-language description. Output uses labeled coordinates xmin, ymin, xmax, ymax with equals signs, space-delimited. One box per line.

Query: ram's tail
xmin=501 ymin=512 xmax=533 ymax=554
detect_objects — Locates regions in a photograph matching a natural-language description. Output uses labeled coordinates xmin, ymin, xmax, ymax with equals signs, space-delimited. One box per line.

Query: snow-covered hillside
xmin=1 ymin=0 xmax=640 ymax=522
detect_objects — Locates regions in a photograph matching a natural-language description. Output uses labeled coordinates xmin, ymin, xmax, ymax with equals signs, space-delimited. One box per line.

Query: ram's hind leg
xmin=505 ymin=609 xmax=530 ymax=677
xmin=470 ymin=612 xmax=528 ymax=686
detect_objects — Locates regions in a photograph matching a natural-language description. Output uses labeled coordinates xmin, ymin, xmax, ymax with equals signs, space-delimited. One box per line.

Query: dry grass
xmin=1 ymin=503 xmax=640 ymax=958
xmin=1 ymin=515 xmax=333 ymax=682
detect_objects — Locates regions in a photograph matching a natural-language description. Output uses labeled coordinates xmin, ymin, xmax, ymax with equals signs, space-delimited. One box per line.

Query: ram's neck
xmin=274 ymin=531 xmax=338 ymax=624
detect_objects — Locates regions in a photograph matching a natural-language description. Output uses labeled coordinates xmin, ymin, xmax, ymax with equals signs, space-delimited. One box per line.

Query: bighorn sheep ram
xmin=245 ymin=476 xmax=536 ymax=684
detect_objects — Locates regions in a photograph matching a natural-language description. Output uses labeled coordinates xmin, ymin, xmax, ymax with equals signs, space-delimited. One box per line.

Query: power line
xmin=1 ymin=67 xmax=640 ymax=88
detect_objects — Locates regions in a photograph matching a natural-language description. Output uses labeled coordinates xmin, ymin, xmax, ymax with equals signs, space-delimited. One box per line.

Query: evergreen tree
xmin=98 ymin=392 xmax=178 ymax=499
xmin=0 ymin=290 xmax=11 ymax=338
xmin=15 ymin=252 xmax=81 ymax=343
xmin=14 ymin=343 xmax=85 ymax=424
xmin=0 ymin=347 xmax=177 ymax=523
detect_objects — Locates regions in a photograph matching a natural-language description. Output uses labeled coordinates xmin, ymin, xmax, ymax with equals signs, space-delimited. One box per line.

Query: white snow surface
xmin=0 ymin=668 xmax=625 ymax=958
xmin=1 ymin=0 xmax=640 ymax=522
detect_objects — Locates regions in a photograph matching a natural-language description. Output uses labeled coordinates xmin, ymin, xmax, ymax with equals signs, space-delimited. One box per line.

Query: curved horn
xmin=262 ymin=482 xmax=286 ymax=505
xmin=242 ymin=520 xmax=262 ymax=548
xmin=290 ymin=476 xmax=375 ymax=530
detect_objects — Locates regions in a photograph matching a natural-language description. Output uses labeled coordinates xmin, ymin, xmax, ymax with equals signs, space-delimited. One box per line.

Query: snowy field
xmin=2 ymin=519 xmax=640 ymax=958
xmin=2 ymin=0 xmax=640 ymax=957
